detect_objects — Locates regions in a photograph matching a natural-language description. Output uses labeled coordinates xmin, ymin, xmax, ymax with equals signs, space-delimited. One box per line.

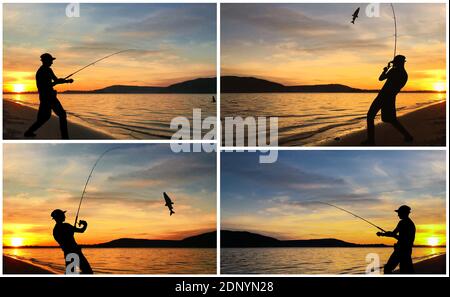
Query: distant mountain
xmin=221 ymin=76 xmax=367 ymax=93
xmin=89 ymin=85 xmax=165 ymax=94
xmin=92 ymin=231 xmax=216 ymax=248
xmin=221 ymin=230 xmax=280 ymax=247
xmin=167 ymin=78 xmax=217 ymax=93
xmin=63 ymin=77 xmax=216 ymax=94
xmin=221 ymin=76 xmax=285 ymax=93
xmin=221 ymin=230 xmax=387 ymax=248
xmin=286 ymin=84 xmax=363 ymax=93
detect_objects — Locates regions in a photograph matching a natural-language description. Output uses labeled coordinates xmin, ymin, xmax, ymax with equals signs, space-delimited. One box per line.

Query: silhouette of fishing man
xmin=362 ymin=55 xmax=413 ymax=145
xmin=24 ymin=53 xmax=74 ymax=139
xmin=51 ymin=209 xmax=93 ymax=274
xmin=377 ymin=205 xmax=416 ymax=274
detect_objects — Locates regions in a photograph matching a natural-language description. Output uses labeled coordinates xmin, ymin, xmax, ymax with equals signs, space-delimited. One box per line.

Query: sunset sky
xmin=3 ymin=3 xmax=216 ymax=92
xmin=221 ymin=3 xmax=446 ymax=91
xmin=3 ymin=144 xmax=216 ymax=247
xmin=221 ymin=151 xmax=446 ymax=246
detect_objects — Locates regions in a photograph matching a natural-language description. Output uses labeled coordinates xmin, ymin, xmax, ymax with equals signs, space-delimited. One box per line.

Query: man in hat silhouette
xmin=24 ymin=53 xmax=73 ymax=139
xmin=51 ymin=209 xmax=93 ymax=274
xmin=377 ymin=205 xmax=416 ymax=274
xmin=362 ymin=55 xmax=413 ymax=145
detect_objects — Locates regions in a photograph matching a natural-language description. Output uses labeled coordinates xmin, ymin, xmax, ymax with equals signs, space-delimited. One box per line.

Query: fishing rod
xmin=318 ymin=202 xmax=386 ymax=232
xmin=390 ymin=3 xmax=397 ymax=60
xmin=74 ymin=147 xmax=120 ymax=226
xmin=64 ymin=50 xmax=132 ymax=80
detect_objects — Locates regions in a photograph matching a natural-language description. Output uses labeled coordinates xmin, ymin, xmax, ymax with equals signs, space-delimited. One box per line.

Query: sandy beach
xmin=320 ymin=101 xmax=446 ymax=146
xmin=3 ymin=100 xmax=113 ymax=139
xmin=3 ymin=255 xmax=56 ymax=274
xmin=408 ymin=254 xmax=447 ymax=274
xmin=4 ymin=253 xmax=445 ymax=275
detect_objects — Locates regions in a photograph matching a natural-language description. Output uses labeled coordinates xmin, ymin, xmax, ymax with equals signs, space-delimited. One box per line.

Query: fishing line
xmin=390 ymin=3 xmax=397 ymax=60
xmin=74 ymin=146 xmax=121 ymax=225
xmin=64 ymin=50 xmax=133 ymax=80
xmin=316 ymin=201 xmax=386 ymax=232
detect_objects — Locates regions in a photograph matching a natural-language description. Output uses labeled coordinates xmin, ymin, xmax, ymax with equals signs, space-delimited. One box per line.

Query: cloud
xmin=222 ymin=4 xmax=346 ymax=36
xmin=109 ymin=154 xmax=216 ymax=188
xmin=223 ymin=158 xmax=344 ymax=192
xmin=105 ymin=6 xmax=215 ymax=39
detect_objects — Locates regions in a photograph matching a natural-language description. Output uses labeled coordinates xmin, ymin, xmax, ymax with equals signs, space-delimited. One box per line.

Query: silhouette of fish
xmin=351 ymin=7 xmax=360 ymax=24
xmin=163 ymin=192 xmax=175 ymax=216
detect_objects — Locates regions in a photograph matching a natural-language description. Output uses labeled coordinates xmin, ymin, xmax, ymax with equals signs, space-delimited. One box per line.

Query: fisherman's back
xmin=380 ymin=67 xmax=408 ymax=96
xmin=53 ymin=222 xmax=79 ymax=254
xmin=36 ymin=65 xmax=55 ymax=94
xmin=396 ymin=217 xmax=415 ymax=249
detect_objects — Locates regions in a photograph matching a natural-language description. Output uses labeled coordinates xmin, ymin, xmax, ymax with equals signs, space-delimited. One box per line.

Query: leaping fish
xmin=163 ymin=192 xmax=175 ymax=216
xmin=351 ymin=7 xmax=360 ymax=24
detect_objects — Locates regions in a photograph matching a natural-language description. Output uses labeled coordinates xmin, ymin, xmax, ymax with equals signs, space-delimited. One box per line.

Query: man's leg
xmin=399 ymin=249 xmax=414 ymax=274
xmin=390 ymin=120 xmax=413 ymax=142
xmin=363 ymin=97 xmax=382 ymax=145
xmin=78 ymin=251 xmax=93 ymax=274
xmin=51 ymin=98 xmax=69 ymax=139
xmin=24 ymin=103 xmax=52 ymax=136
xmin=383 ymin=249 xmax=400 ymax=274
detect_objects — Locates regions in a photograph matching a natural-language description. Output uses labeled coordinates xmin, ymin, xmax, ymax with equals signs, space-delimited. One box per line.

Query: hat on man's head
xmin=51 ymin=209 xmax=66 ymax=219
xmin=395 ymin=205 xmax=411 ymax=214
xmin=391 ymin=55 xmax=406 ymax=64
xmin=40 ymin=53 xmax=56 ymax=61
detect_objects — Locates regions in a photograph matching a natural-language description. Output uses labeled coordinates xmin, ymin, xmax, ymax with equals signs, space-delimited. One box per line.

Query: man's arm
xmin=50 ymin=69 xmax=74 ymax=86
xmin=74 ymin=220 xmax=88 ymax=233
xmin=377 ymin=224 xmax=400 ymax=239
xmin=378 ymin=67 xmax=391 ymax=81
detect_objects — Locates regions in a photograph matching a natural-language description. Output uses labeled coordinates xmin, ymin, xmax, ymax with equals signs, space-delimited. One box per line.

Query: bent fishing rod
xmin=64 ymin=50 xmax=132 ymax=80
xmin=318 ymin=202 xmax=386 ymax=232
xmin=74 ymin=147 xmax=120 ymax=226
xmin=390 ymin=3 xmax=397 ymax=60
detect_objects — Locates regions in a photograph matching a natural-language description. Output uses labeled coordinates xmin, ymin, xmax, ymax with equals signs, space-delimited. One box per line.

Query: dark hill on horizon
xmin=63 ymin=77 xmax=216 ymax=94
xmin=93 ymin=231 xmax=216 ymax=248
xmin=220 ymin=76 xmax=442 ymax=93
xmin=221 ymin=230 xmax=387 ymax=248
xmin=221 ymin=76 xmax=366 ymax=93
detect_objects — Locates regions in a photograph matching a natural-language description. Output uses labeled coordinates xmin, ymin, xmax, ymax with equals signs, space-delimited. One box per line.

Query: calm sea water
xmin=4 ymin=248 xmax=216 ymax=274
xmin=6 ymin=93 xmax=216 ymax=139
xmin=221 ymin=93 xmax=445 ymax=145
xmin=221 ymin=247 xmax=445 ymax=274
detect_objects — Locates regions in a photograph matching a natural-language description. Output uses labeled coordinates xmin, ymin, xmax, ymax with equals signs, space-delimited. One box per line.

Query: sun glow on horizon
xmin=10 ymin=237 xmax=25 ymax=247
xmin=12 ymin=83 xmax=26 ymax=93
xmin=432 ymin=82 xmax=446 ymax=92
xmin=427 ymin=237 xmax=440 ymax=247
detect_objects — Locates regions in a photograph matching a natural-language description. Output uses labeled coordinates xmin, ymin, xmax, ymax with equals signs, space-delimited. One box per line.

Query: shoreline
xmin=318 ymin=101 xmax=446 ymax=146
xmin=4 ymin=253 xmax=445 ymax=275
xmin=3 ymin=255 xmax=57 ymax=274
xmin=3 ymin=99 xmax=114 ymax=140
xmin=399 ymin=254 xmax=446 ymax=274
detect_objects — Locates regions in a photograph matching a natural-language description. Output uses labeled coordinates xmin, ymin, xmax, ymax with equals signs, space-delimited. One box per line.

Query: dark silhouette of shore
xmin=3 ymin=231 xmax=217 ymax=249
xmin=220 ymin=230 xmax=444 ymax=248
xmin=220 ymin=76 xmax=444 ymax=93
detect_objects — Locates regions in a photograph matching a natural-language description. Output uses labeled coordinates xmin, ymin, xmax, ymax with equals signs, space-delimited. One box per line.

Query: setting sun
xmin=432 ymin=82 xmax=446 ymax=92
xmin=11 ymin=237 xmax=24 ymax=247
xmin=427 ymin=237 xmax=440 ymax=246
xmin=12 ymin=83 xmax=26 ymax=93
